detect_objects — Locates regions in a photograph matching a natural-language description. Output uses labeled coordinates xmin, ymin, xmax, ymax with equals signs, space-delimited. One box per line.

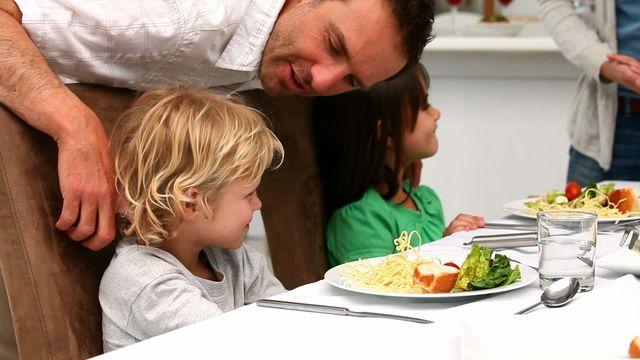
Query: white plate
xmin=324 ymin=251 xmax=537 ymax=300
xmin=598 ymin=248 xmax=640 ymax=275
xmin=502 ymin=198 xmax=640 ymax=223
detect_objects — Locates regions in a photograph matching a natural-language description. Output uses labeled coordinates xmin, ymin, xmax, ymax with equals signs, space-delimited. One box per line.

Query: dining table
xmin=95 ymin=181 xmax=640 ymax=360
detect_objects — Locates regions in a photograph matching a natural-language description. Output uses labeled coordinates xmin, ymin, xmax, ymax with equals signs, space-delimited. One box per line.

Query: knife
xmin=464 ymin=232 xmax=538 ymax=248
xmin=483 ymin=223 xmax=536 ymax=231
xmin=256 ymin=299 xmax=433 ymax=324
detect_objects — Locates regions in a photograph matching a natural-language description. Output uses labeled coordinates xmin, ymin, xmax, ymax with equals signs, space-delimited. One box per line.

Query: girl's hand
xmin=443 ymin=214 xmax=485 ymax=237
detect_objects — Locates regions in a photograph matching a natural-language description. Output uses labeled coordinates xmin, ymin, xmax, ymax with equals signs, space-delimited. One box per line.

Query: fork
xmin=576 ymin=256 xmax=594 ymax=267
xmin=511 ymin=257 xmax=593 ymax=270
xmin=510 ymin=258 xmax=538 ymax=271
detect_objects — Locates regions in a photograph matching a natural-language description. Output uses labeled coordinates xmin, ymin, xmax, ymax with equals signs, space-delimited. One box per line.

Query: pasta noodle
xmin=525 ymin=187 xmax=640 ymax=219
xmin=341 ymin=230 xmax=437 ymax=293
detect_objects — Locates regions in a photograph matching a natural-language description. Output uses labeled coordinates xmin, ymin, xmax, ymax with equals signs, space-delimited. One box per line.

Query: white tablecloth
xmin=95 ymin=219 xmax=639 ymax=360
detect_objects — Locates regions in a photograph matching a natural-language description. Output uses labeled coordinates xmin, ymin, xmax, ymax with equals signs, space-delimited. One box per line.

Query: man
xmin=0 ymin=0 xmax=434 ymax=250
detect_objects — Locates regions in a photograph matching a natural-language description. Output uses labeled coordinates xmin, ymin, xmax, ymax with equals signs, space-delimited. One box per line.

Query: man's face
xmin=259 ymin=0 xmax=407 ymax=96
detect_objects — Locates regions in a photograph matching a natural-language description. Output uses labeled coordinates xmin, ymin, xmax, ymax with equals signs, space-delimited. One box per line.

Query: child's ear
xmin=376 ymin=119 xmax=395 ymax=148
xmin=182 ymin=188 xmax=200 ymax=218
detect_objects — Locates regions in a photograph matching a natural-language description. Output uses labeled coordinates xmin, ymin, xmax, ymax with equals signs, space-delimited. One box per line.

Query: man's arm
xmin=0 ymin=4 xmax=116 ymax=250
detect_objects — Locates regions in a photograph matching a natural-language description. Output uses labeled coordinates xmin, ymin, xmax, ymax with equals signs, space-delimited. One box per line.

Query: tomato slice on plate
xmin=444 ymin=262 xmax=460 ymax=270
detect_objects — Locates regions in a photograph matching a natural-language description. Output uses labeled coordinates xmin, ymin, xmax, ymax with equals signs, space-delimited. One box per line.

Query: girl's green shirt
xmin=326 ymin=184 xmax=445 ymax=267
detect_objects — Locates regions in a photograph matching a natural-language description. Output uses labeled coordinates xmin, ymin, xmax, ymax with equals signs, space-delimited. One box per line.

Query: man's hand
xmin=600 ymin=54 xmax=640 ymax=94
xmin=1 ymin=8 xmax=117 ymax=250
xmin=55 ymin=111 xmax=116 ymax=250
xmin=443 ymin=214 xmax=485 ymax=237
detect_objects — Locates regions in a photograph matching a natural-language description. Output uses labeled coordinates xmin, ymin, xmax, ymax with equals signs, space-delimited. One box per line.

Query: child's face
xmin=189 ymin=179 xmax=262 ymax=250
xmin=402 ymin=100 xmax=441 ymax=164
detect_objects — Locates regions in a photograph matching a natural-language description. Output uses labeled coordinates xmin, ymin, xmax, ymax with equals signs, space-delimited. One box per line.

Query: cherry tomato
xmin=565 ymin=181 xmax=582 ymax=201
xmin=444 ymin=262 xmax=460 ymax=269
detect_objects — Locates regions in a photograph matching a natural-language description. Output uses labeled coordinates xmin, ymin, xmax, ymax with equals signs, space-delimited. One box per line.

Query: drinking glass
xmin=537 ymin=210 xmax=597 ymax=292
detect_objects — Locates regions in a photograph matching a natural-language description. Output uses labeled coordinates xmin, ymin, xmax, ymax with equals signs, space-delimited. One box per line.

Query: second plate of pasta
xmin=502 ymin=198 xmax=640 ymax=223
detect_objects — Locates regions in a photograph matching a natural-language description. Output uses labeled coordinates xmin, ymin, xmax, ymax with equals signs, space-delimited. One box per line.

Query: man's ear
xmin=0 ymin=0 xmax=23 ymax=23
xmin=182 ymin=188 xmax=200 ymax=219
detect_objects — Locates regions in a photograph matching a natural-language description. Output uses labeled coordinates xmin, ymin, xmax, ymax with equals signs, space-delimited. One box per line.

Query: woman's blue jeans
xmin=567 ymin=103 xmax=640 ymax=184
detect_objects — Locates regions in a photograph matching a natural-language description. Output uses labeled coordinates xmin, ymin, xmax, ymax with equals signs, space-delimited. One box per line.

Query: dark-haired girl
xmin=316 ymin=63 xmax=485 ymax=267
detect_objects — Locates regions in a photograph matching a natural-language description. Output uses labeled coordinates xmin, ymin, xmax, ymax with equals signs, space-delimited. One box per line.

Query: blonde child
xmin=99 ymin=88 xmax=285 ymax=351
xmin=316 ymin=64 xmax=485 ymax=266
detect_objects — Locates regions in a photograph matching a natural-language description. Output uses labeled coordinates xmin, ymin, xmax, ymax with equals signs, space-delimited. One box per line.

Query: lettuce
xmin=455 ymin=245 xmax=521 ymax=291
xmin=468 ymin=254 xmax=520 ymax=290
xmin=455 ymin=244 xmax=492 ymax=290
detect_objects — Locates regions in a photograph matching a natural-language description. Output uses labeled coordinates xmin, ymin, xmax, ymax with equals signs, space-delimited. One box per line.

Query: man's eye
xmin=348 ymin=75 xmax=357 ymax=88
xmin=328 ymin=35 xmax=339 ymax=55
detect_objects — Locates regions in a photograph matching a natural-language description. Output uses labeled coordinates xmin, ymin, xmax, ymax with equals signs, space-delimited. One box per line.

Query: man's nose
xmin=253 ymin=196 xmax=262 ymax=211
xmin=310 ymin=63 xmax=351 ymax=94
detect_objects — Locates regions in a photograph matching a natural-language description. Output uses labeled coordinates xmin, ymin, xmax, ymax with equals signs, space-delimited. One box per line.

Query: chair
xmin=0 ymin=85 xmax=328 ymax=359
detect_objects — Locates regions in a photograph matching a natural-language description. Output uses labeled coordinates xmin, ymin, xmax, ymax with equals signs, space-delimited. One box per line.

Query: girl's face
xmin=187 ymin=179 xmax=262 ymax=250
xmin=401 ymin=93 xmax=441 ymax=164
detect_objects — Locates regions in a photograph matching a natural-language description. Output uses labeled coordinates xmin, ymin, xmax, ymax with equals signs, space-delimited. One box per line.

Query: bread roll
xmin=413 ymin=262 xmax=459 ymax=293
xmin=608 ymin=188 xmax=639 ymax=213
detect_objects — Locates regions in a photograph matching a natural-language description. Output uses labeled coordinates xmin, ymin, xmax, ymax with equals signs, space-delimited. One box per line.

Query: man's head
xmin=259 ymin=0 xmax=434 ymax=96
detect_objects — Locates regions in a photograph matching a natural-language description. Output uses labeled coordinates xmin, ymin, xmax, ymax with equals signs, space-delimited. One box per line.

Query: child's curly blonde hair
xmin=112 ymin=88 xmax=284 ymax=246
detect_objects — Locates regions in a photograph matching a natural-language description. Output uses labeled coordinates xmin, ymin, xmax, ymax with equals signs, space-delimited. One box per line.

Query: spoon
xmin=514 ymin=277 xmax=580 ymax=315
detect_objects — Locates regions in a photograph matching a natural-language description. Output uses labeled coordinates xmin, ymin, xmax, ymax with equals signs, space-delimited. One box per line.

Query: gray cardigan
xmin=538 ymin=0 xmax=618 ymax=170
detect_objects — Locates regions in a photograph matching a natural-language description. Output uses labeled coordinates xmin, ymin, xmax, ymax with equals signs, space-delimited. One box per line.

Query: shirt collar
xmin=215 ymin=0 xmax=285 ymax=72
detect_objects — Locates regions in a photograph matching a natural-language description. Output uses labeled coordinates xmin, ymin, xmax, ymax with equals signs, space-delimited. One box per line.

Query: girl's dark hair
xmin=314 ymin=63 xmax=430 ymax=216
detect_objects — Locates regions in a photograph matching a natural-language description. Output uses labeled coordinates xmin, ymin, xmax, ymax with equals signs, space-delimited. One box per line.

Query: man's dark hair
xmin=388 ymin=0 xmax=435 ymax=63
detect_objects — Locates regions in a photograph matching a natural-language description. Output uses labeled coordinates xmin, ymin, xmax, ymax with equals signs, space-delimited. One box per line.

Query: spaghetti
xmin=524 ymin=187 xmax=640 ymax=219
xmin=341 ymin=230 xmax=438 ymax=293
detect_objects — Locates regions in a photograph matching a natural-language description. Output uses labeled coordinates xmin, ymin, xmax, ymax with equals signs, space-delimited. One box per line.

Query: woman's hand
xmin=600 ymin=54 xmax=640 ymax=93
xmin=443 ymin=214 xmax=485 ymax=237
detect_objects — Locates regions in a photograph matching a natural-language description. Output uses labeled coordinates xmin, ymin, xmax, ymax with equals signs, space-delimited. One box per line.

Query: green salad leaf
xmin=468 ymin=254 xmax=521 ymax=290
xmin=455 ymin=245 xmax=521 ymax=291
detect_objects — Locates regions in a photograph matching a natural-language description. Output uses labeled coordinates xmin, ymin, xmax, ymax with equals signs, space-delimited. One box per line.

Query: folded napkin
xmin=460 ymin=274 xmax=640 ymax=360
xmin=599 ymin=248 xmax=640 ymax=275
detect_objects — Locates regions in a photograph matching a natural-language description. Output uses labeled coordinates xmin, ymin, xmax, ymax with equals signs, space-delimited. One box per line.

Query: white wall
xmin=420 ymin=41 xmax=580 ymax=222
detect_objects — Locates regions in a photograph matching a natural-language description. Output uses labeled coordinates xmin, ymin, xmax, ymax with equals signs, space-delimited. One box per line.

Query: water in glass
xmin=539 ymin=235 xmax=595 ymax=292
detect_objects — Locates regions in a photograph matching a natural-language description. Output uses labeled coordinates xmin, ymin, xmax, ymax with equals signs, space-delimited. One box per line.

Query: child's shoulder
xmin=412 ymin=184 xmax=440 ymax=198
xmin=204 ymin=243 xmax=267 ymax=270
xmin=101 ymin=238 xmax=194 ymax=291
xmin=330 ymin=188 xmax=390 ymax=221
